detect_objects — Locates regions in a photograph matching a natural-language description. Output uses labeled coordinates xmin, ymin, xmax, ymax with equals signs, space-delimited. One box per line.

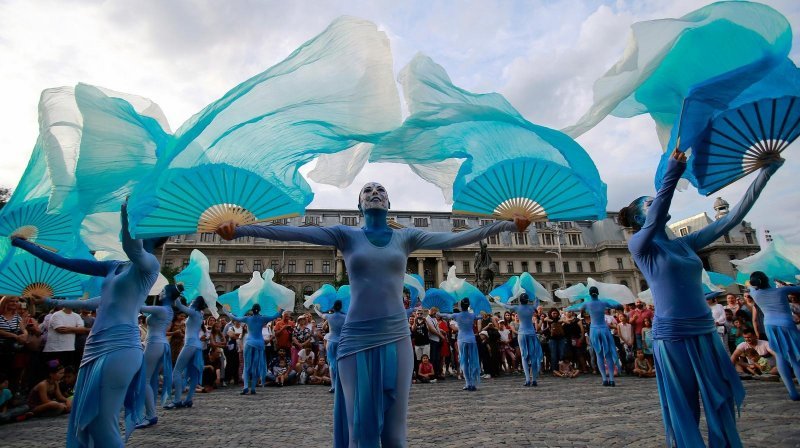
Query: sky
xmin=0 ymin=0 xmax=798 ymax=243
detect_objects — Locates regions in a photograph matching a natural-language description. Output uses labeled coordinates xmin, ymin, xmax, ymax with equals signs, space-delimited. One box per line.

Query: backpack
xmin=550 ymin=321 xmax=565 ymax=338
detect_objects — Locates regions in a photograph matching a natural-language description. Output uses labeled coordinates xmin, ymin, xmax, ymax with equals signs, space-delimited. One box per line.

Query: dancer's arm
xmin=683 ymin=160 xmax=782 ymax=251
xmin=43 ymin=297 xmax=101 ymax=311
xmin=630 ymin=150 xmax=685 ymax=255
xmin=120 ymin=203 xmax=159 ymax=272
xmin=408 ymin=221 xmax=518 ymax=250
xmin=222 ymin=310 xmax=246 ymax=323
xmin=174 ymin=300 xmax=193 ymax=314
xmin=496 ymin=302 xmax=517 ymax=312
xmin=140 ymin=305 xmax=166 ymax=317
xmin=218 ymin=222 xmax=344 ymax=247
xmin=266 ymin=310 xmax=283 ymax=322
xmin=11 ymin=238 xmax=114 ymax=277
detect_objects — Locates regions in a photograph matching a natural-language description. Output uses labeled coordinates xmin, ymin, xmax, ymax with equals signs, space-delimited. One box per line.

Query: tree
xmin=333 ymin=270 xmax=349 ymax=288
xmin=160 ymin=265 xmax=181 ymax=284
xmin=0 ymin=187 xmax=11 ymax=211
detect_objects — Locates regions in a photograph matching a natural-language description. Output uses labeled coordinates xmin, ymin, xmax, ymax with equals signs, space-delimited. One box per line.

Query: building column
xmin=417 ymin=257 xmax=425 ymax=278
xmin=335 ymin=258 xmax=344 ymax=280
xmin=436 ymin=258 xmax=445 ymax=285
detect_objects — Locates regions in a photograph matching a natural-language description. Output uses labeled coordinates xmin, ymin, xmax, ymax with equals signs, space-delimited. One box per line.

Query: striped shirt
xmin=0 ymin=313 xmax=22 ymax=333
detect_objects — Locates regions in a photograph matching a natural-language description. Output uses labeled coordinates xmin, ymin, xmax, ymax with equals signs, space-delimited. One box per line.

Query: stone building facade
xmin=161 ymin=200 xmax=759 ymax=307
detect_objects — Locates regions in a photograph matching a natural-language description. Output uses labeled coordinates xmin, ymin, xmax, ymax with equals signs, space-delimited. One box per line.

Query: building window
xmin=589 ymin=261 xmax=596 ymax=272
xmin=164 ymin=259 xmax=173 ymax=268
xmin=270 ymin=259 xmax=279 ymax=271
xmin=540 ymin=233 xmax=555 ymax=246
xmin=304 ymin=215 xmax=321 ymax=225
xmin=551 ymin=283 xmax=560 ymax=291
xmin=303 ymin=285 xmax=314 ymax=296
xmin=620 ymin=280 xmax=629 ymax=287
xmin=217 ymin=259 xmax=227 ymax=273
xmin=640 ymin=280 xmax=648 ymax=291
xmin=413 ymin=217 xmax=429 ymax=227
xmin=305 ymin=260 xmax=314 ymax=273
xmin=576 ymin=261 xmax=583 ymax=273
xmin=521 ymin=261 xmax=529 ymax=273
xmin=182 ymin=258 xmax=189 ymax=268
xmin=235 ymin=260 xmax=244 ymax=273
xmin=678 ymin=226 xmax=690 ymax=237
xmin=549 ymin=261 xmax=556 ymax=273
xmin=535 ymin=261 xmax=542 ymax=273
xmin=563 ymin=261 xmax=570 ymax=273
xmin=701 ymin=257 xmax=710 ymax=271
xmin=488 ymin=234 xmax=500 ymax=245
xmin=507 ymin=261 xmax=514 ymax=273
xmin=200 ymin=232 xmax=214 ymax=243
xmin=745 ymin=232 xmax=754 ymax=244
xmin=616 ymin=258 xmax=624 ymax=270
xmin=452 ymin=218 xmax=467 ymax=228
xmin=342 ymin=216 xmax=358 ymax=226
xmin=728 ymin=254 xmax=737 ymax=261
xmin=568 ymin=233 xmax=582 ymax=246
xmin=271 ymin=218 xmax=289 ymax=225
xmin=322 ymin=260 xmax=331 ymax=274
xmin=513 ymin=232 xmax=529 ymax=246
xmin=479 ymin=219 xmax=494 ymax=226
xmin=287 ymin=260 xmax=296 ymax=273
xmin=253 ymin=260 xmax=262 ymax=271
xmin=723 ymin=233 xmax=731 ymax=243
xmin=462 ymin=261 xmax=471 ymax=274
xmin=424 ymin=281 xmax=434 ymax=289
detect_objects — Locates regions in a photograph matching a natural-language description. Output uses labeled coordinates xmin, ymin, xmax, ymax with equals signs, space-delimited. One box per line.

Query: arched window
xmin=620 ymin=280 xmax=629 ymax=287
xmin=639 ymin=280 xmax=648 ymax=291
xmin=303 ymin=285 xmax=314 ymax=296
xmin=566 ymin=283 xmax=573 ymax=288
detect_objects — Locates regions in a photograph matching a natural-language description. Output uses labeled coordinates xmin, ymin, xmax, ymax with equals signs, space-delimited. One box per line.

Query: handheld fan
xmin=175 ymin=249 xmax=219 ymax=317
xmin=587 ymin=278 xmax=636 ymax=305
xmin=130 ymin=164 xmax=308 ymax=239
xmin=490 ymin=272 xmax=551 ymax=304
xmin=452 ymin=158 xmax=605 ymax=222
xmin=421 ymin=288 xmax=456 ymax=312
xmin=0 ymin=252 xmax=84 ymax=298
xmin=219 ymin=271 xmax=265 ymax=316
xmin=404 ymin=273 xmax=425 ymax=305
xmin=0 ymin=198 xmax=77 ymax=252
xmin=555 ymin=283 xmax=589 ymax=303
xmin=303 ymin=284 xmax=337 ymax=312
xmin=255 ymin=269 xmax=295 ymax=315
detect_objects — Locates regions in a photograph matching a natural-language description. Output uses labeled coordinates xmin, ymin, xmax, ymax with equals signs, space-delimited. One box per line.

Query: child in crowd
xmin=273 ymin=359 xmax=290 ymax=387
xmin=743 ymin=348 xmax=771 ymax=376
xmin=297 ymin=341 xmax=316 ymax=384
xmin=27 ymin=362 xmax=70 ymax=417
xmin=309 ymin=357 xmax=331 ymax=386
xmin=632 ymin=349 xmax=655 ymax=378
xmin=417 ymin=355 xmax=436 ymax=383
xmin=553 ymin=360 xmax=580 ymax=378
xmin=0 ymin=375 xmax=12 ymax=413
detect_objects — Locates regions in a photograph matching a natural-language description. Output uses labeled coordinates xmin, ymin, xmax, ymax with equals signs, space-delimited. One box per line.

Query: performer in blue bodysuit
xmin=621 ymin=149 xmax=782 ymax=448
xmin=13 ymin=203 xmax=161 ymax=448
xmin=223 ymin=304 xmax=281 ymax=395
xmin=136 ymin=284 xmax=181 ymax=428
xmin=748 ymin=271 xmax=800 ymax=400
xmin=566 ymin=287 xmax=622 ymax=386
xmin=314 ymin=300 xmax=347 ymax=393
xmin=217 ymin=182 xmax=528 ymax=447
xmin=497 ymin=293 xmax=542 ymax=387
xmin=166 ymin=296 xmax=207 ymax=409
xmin=439 ymin=298 xmax=482 ymax=391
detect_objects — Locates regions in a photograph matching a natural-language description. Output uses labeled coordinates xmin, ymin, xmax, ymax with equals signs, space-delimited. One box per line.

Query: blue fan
xmin=303 ymin=284 xmax=351 ymax=313
xmin=466 ymin=290 xmax=492 ymax=315
xmin=335 ymin=286 xmax=351 ymax=313
xmin=489 ymin=278 xmax=517 ymax=304
xmin=422 ymin=288 xmax=456 ymax=312
xmin=691 ymin=95 xmax=799 ymax=194
xmin=707 ymin=271 xmax=736 ymax=288
xmin=130 ymin=164 xmax=310 ymax=239
xmin=0 ymin=252 xmax=85 ymax=298
xmin=0 ymin=198 xmax=77 ymax=252
xmin=452 ymin=158 xmax=605 ymax=221
xmin=404 ymin=273 xmax=425 ymax=305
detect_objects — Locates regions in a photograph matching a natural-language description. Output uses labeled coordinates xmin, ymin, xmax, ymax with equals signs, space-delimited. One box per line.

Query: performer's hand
xmin=216 ymin=220 xmax=238 ymax=241
xmin=513 ymin=215 xmax=531 ymax=233
xmin=761 ymin=153 xmax=784 ymax=172
xmin=27 ymin=293 xmax=46 ymax=305
xmin=671 ymin=148 xmax=687 ymax=164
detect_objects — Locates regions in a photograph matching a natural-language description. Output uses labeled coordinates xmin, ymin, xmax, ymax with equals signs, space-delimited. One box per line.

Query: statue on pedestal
xmin=474 ymin=240 xmax=498 ymax=294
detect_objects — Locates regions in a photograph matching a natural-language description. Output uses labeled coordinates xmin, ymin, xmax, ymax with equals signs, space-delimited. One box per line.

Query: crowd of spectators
xmin=1 ymin=288 xmax=798 ymax=424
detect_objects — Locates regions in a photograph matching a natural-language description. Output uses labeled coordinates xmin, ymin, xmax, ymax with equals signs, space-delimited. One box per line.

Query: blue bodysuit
xmin=750 ymin=285 xmax=800 ymax=400
xmin=170 ymin=299 xmax=205 ymax=407
xmin=13 ymin=206 xmax=159 ymax=448
xmin=568 ymin=299 xmax=621 ymax=384
xmin=320 ymin=311 xmax=347 ymax=392
xmin=439 ymin=311 xmax=481 ymax=389
xmin=234 ymin=220 xmax=515 ymax=447
xmin=629 ymin=158 xmax=778 ymax=448
xmin=140 ymin=295 xmax=175 ymax=419
xmin=498 ymin=302 xmax=542 ymax=385
xmin=225 ymin=311 xmax=281 ymax=393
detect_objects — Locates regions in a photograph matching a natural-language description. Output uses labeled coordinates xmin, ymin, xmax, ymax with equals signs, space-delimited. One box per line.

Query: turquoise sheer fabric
xmin=732 ymin=236 xmax=800 ymax=284
xmin=127 ymin=16 xmax=401 ymax=238
xmin=219 ymin=271 xmax=264 ymax=316
xmin=556 ymin=278 xmax=636 ymax=305
xmin=565 ymin=1 xmax=792 ymax=149
xmin=439 ymin=266 xmax=491 ymax=314
xmin=655 ymin=58 xmax=800 ymax=193
xmin=174 ymin=250 xmax=219 ymax=317
xmin=489 ymin=272 xmax=550 ymax=303
xmin=404 ymin=273 xmax=425 ymax=305
xmin=367 ymin=54 xmax=606 ymax=219
xmin=253 ymin=269 xmax=295 ymax=316
xmin=303 ymin=283 xmax=351 ymax=313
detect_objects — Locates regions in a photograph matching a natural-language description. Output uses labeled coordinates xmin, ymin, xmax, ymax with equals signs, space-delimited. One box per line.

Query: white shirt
xmin=425 ymin=315 xmax=440 ymax=342
xmin=262 ymin=325 xmax=274 ymax=345
xmin=737 ymin=340 xmax=771 ymax=356
xmin=710 ymin=304 xmax=726 ymax=325
xmin=44 ymin=310 xmax=84 ymax=353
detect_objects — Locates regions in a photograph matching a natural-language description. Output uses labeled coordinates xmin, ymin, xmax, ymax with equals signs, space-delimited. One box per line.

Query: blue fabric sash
xmin=67 ymin=325 xmax=144 ymax=447
xmin=653 ymin=333 xmax=744 ymax=448
xmin=244 ymin=341 xmax=267 ymax=381
xmin=652 ymin=313 xmax=715 ymax=340
xmin=458 ymin=340 xmax=481 ymax=387
xmin=765 ymin=315 xmax=796 ymax=328
xmin=158 ymin=342 xmax=173 ymax=406
xmin=334 ymin=312 xmax=409 ymax=448
xmin=518 ymin=333 xmax=543 ymax=380
xmin=184 ymin=347 xmax=204 ymax=386
xmin=766 ymin=324 xmax=800 ymax=364
xmin=589 ymin=327 xmax=620 ymax=369
xmin=327 ymin=340 xmax=340 ymax=386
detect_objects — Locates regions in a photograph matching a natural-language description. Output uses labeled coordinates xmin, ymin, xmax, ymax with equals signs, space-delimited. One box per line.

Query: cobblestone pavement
xmin=3 ymin=374 xmax=799 ymax=447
